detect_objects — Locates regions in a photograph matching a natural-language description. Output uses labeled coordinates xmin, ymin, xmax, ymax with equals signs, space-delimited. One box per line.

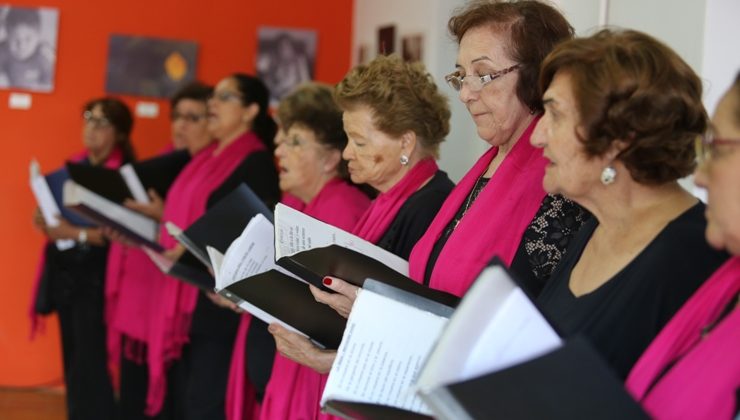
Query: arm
xmin=268 ymin=323 xmax=337 ymax=374
xmin=308 ymin=276 xmax=360 ymax=319
xmin=123 ymin=188 xmax=165 ymax=221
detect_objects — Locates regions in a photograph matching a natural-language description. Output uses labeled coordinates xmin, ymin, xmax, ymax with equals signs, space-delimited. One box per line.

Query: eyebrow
xmin=542 ymin=98 xmax=557 ymax=107
xmin=455 ymin=56 xmax=494 ymax=68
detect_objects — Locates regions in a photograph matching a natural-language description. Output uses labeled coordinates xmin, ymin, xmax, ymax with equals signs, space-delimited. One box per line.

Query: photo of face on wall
xmin=0 ymin=6 xmax=59 ymax=93
xmin=256 ymin=27 xmax=317 ymax=107
xmin=377 ymin=25 xmax=395 ymax=55
xmin=402 ymin=34 xmax=423 ymax=63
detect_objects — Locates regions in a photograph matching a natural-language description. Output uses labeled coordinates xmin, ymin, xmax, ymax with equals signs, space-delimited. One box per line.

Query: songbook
xmin=208 ymin=213 xmax=347 ymax=348
xmin=144 ymin=247 xmax=214 ymax=291
xmin=274 ymin=204 xmax=458 ymax=307
xmin=29 ymin=159 xmax=92 ymax=250
xmin=63 ymin=181 xmax=162 ymax=251
xmin=168 ymin=183 xmax=273 ymax=270
xmin=320 ymin=260 xmax=562 ymax=418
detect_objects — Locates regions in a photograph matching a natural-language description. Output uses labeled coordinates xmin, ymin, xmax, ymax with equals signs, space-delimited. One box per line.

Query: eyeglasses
xmin=170 ymin=112 xmax=207 ymax=123
xmin=695 ymin=129 xmax=740 ymax=164
xmin=209 ymin=90 xmax=243 ymax=103
xmin=83 ymin=110 xmax=111 ymax=129
xmin=445 ymin=64 xmax=520 ymax=92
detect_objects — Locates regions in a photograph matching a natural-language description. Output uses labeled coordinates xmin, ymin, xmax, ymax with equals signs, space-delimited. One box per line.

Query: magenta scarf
xmin=145 ymin=132 xmax=265 ymax=415
xmin=29 ymin=147 xmax=125 ymax=338
xmin=226 ymin=179 xmax=370 ymax=420
xmin=352 ymin=158 xmax=438 ymax=241
xmin=408 ymin=118 xmax=546 ymax=296
xmin=626 ymin=256 xmax=740 ymax=419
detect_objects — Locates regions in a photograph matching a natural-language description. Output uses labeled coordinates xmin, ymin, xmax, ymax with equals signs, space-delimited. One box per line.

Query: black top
xmin=510 ymin=194 xmax=591 ymax=297
xmin=376 ymin=170 xmax=454 ymax=260
xmin=537 ymin=202 xmax=729 ymax=379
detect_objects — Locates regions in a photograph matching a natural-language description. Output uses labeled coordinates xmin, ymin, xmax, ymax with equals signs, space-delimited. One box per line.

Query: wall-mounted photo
xmin=377 ymin=25 xmax=396 ymax=55
xmin=357 ymin=44 xmax=369 ymax=66
xmin=105 ymin=34 xmax=198 ymax=98
xmin=0 ymin=5 xmax=59 ymax=93
xmin=256 ymin=26 xmax=317 ymax=106
xmin=402 ymin=34 xmax=423 ymax=63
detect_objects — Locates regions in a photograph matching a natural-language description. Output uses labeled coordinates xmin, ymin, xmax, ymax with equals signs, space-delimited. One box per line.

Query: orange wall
xmin=0 ymin=0 xmax=353 ymax=387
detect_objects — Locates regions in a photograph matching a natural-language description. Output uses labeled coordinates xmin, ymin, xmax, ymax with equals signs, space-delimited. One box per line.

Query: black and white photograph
xmin=105 ymin=34 xmax=198 ymax=98
xmin=256 ymin=26 xmax=317 ymax=106
xmin=0 ymin=5 xmax=59 ymax=93
xmin=402 ymin=34 xmax=423 ymax=63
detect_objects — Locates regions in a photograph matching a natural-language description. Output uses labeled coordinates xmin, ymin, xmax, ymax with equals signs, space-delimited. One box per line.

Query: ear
xmin=400 ymin=130 xmax=418 ymax=156
xmin=604 ymin=139 xmax=629 ymax=162
xmin=323 ymin=148 xmax=342 ymax=174
xmin=242 ymin=103 xmax=260 ymax=124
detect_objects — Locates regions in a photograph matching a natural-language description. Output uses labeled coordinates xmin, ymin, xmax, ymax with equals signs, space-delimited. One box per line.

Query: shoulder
xmin=401 ymin=170 xmax=454 ymax=215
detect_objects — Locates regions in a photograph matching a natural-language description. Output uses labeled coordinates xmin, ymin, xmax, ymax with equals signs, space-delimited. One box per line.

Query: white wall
xmin=701 ymin=0 xmax=740 ymax=115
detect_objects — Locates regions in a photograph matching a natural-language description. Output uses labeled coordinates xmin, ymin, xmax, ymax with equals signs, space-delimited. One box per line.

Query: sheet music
xmin=29 ymin=160 xmax=74 ymax=250
xmin=119 ymin=164 xmax=149 ymax=203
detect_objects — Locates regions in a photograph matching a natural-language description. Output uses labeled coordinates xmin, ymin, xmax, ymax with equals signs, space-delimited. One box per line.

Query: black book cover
xmin=131 ymin=149 xmax=190 ymax=198
xmin=323 ymin=400 xmax=434 ymax=420
xmin=222 ymin=270 xmax=347 ymax=349
xmin=276 ymin=244 xmax=459 ymax=308
xmin=439 ymin=336 xmax=649 ymax=420
xmin=169 ymin=250 xmax=214 ymax=291
xmin=66 ymin=161 xmax=132 ymax=203
xmin=45 ymin=166 xmax=95 ymax=227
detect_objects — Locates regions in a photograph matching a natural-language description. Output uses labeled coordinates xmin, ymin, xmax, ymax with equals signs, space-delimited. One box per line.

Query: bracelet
xmin=78 ymin=229 xmax=88 ymax=244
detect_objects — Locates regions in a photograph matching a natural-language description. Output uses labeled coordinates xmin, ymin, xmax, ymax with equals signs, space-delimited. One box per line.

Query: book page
xmin=321 ymin=289 xmax=448 ymax=414
xmin=29 ymin=160 xmax=74 ymax=250
xmin=119 ymin=164 xmax=149 ymax=203
xmin=274 ymin=203 xmax=408 ymax=275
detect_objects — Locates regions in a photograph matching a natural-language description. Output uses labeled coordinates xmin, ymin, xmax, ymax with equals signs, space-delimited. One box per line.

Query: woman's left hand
xmin=309 ymin=276 xmax=360 ymax=319
xmin=43 ymin=216 xmax=78 ymax=241
xmin=268 ymin=323 xmax=336 ymax=374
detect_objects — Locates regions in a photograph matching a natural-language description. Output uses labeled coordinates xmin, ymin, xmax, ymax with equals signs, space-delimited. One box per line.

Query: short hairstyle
xmin=170 ymin=81 xmax=212 ymax=109
xmin=83 ymin=97 xmax=136 ymax=162
xmin=540 ymin=29 xmax=707 ymax=185
xmin=231 ymin=73 xmax=277 ymax=152
xmin=448 ymin=0 xmax=574 ymax=113
xmin=5 ymin=7 xmax=41 ymax=31
xmin=334 ymin=54 xmax=450 ymax=158
xmin=277 ymin=82 xmax=349 ymax=178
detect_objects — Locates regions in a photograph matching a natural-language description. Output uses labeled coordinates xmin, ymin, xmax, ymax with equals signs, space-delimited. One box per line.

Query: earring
xmin=601 ymin=166 xmax=616 ymax=185
xmin=400 ymin=155 xmax=409 ymax=166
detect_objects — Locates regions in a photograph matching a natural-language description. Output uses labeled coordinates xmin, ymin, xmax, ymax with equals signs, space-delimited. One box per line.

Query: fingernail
xmin=268 ymin=325 xmax=276 ymax=333
xmin=323 ymin=277 xmax=332 ymax=286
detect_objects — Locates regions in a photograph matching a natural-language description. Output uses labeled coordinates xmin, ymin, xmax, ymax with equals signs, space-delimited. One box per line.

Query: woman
xmin=267 ymin=54 xmax=455 ymax=416
xmin=531 ymin=29 xmax=729 ymax=379
xmin=32 ymin=98 xmax=135 ymax=420
xmin=625 ymin=73 xmax=740 ymax=420
xmin=225 ymin=82 xmax=371 ymax=420
xmin=104 ymin=82 xmax=213 ymax=420
xmin=144 ymin=74 xmax=281 ymax=419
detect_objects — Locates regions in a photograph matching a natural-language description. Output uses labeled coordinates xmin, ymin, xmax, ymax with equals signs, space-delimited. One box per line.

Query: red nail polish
xmin=323 ymin=277 xmax=333 ymax=286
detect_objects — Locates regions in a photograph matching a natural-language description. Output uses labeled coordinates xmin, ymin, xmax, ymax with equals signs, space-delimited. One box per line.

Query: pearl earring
xmin=601 ymin=166 xmax=616 ymax=185
xmin=400 ymin=155 xmax=409 ymax=166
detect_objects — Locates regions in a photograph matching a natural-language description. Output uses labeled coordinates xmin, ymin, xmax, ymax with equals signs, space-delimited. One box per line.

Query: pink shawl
xmin=408 ymin=118 xmax=546 ymax=296
xmin=29 ymin=147 xmax=125 ymax=338
xmin=226 ymin=179 xmax=370 ymax=420
xmin=352 ymin=158 xmax=438 ymax=241
xmin=145 ymin=132 xmax=265 ymax=415
xmin=626 ymin=256 xmax=740 ymax=419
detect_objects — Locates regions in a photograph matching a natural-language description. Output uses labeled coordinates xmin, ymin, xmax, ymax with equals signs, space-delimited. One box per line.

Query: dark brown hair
xmin=83 ymin=97 xmax=136 ymax=163
xmin=170 ymin=81 xmax=212 ymax=109
xmin=448 ymin=0 xmax=574 ymax=112
xmin=231 ymin=73 xmax=278 ymax=152
xmin=278 ymin=82 xmax=349 ymax=178
xmin=540 ymin=29 xmax=707 ymax=185
xmin=334 ymin=54 xmax=450 ymax=158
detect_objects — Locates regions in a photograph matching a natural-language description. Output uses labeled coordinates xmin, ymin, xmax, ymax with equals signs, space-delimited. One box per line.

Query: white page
xmin=274 ymin=203 xmax=408 ymax=276
xmin=321 ymin=289 xmax=448 ymax=414
xmin=119 ymin=164 xmax=149 ymax=203
xmin=29 ymin=160 xmax=74 ymax=250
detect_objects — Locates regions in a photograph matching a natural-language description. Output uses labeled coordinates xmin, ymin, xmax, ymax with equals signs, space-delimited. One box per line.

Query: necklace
xmin=452 ymin=177 xmax=488 ymax=231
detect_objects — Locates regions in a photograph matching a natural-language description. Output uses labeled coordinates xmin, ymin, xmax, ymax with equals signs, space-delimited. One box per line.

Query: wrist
xmin=77 ymin=228 xmax=88 ymax=244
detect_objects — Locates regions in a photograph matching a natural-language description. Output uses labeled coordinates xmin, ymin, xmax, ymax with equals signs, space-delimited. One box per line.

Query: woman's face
xmin=342 ymin=105 xmax=405 ymax=192
xmin=83 ymin=104 xmax=117 ymax=159
xmin=274 ymin=124 xmax=340 ymax=202
xmin=694 ymin=88 xmax=740 ymax=255
xmin=531 ymin=72 xmax=608 ymax=201
xmin=455 ymin=26 xmax=531 ymax=146
xmin=207 ymin=77 xmax=252 ymax=141
xmin=171 ymin=99 xmax=211 ymax=155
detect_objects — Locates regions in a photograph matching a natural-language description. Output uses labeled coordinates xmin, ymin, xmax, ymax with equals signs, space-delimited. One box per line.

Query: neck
xmin=485 ymin=114 xmax=535 ymax=177
xmin=214 ymin=128 xmax=248 ymax=155
xmin=89 ymin=144 xmax=115 ymax=165
xmin=373 ymin=154 xmax=427 ymax=193
xmin=295 ymin=173 xmax=338 ymax=204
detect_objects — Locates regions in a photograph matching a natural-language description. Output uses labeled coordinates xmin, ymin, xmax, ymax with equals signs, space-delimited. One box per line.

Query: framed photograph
xmin=402 ymin=34 xmax=423 ymax=62
xmin=256 ymin=26 xmax=317 ymax=106
xmin=0 ymin=5 xmax=59 ymax=93
xmin=357 ymin=44 xmax=369 ymax=66
xmin=377 ymin=25 xmax=396 ymax=55
xmin=105 ymin=34 xmax=198 ymax=98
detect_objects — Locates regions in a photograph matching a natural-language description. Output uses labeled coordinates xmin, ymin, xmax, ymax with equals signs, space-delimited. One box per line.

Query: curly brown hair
xmin=334 ymin=54 xmax=450 ymax=159
xmin=539 ymin=29 xmax=707 ymax=185
xmin=448 ymin=0 xmax=574 ymax=113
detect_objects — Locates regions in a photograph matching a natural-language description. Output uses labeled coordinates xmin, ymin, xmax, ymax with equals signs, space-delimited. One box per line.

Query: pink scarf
xmin=29 ymin=147 xmax=125 ymax=338
xmin=409 ymin=117 xmax=546 ymax=296
xmin=352 ymin=158 xmax=438 ymax=240
xmin=626 ymin=256 xmax=740 ymax=419
xmin=226 ymin=179 xmax=370 ymax=420
xmin=145 ymin=132 xmax=265 ymax=416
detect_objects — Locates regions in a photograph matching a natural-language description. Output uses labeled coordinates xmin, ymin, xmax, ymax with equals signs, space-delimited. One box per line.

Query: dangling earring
xmin=400 ymin=155 xmax=409 ymax=166
xmin=601 ymin=166 xmax=616 ymax=185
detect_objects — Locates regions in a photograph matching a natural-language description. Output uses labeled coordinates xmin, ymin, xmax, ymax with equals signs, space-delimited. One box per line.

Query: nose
xmin=693 ymin=161 xmax=709 ymax=189
xmin=458 ymin=81 xmax=477 ymax=104
xmin=342 ymin=143 xmax=354 ymax=160
xmin=274 ymin=141 xmax=285 ymax=158
xmin=530 ymin=117 xmax=547 ymax=149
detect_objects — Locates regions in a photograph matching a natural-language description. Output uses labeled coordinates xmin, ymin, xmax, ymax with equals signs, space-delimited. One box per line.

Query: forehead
xmin=342 ymin=105 xmax=375 ymax=131
xmin=544 ymin=71 xmax=577 ymax=108
xmin=712 ymin=90 xmax=740 ymax=138
xmin=457 ymin=26 xmax=511 ymax=67
xmin=215 ymin=77 xmax=238 ymax=92
xmin=175 ymin=98 xmax=207 ymax=111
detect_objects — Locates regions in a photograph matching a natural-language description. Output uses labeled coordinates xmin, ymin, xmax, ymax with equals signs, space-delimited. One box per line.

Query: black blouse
xmin=537 ymin=202 xmax=729 ymax=379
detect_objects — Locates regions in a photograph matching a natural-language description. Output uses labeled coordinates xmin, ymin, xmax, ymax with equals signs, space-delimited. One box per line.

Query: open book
xmin=274 ymin=204 xmax=458 ymax=306
xmin=320 ymin=260 xmax=561 ymax=417
xmin=144 ymin=247 xmax=214 ymax=291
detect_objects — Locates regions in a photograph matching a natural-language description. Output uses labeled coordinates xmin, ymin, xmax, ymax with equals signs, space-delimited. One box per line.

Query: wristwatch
xmin=78 ymin=228 xmax=88 ymax=244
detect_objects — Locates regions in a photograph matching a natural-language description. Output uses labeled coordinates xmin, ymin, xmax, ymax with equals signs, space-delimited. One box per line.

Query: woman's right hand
xmin=101 ymin=226 xmax=136 ymax=246
xmin=309 ymin=276 xmax=361 ymax=319
xmin=32 ymin=208 xmax=47 ymax=232
xmin=124 ymin=189 xmax=165 ymax=221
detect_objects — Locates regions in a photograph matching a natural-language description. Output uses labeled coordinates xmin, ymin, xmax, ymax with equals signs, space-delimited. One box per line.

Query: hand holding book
xmin=309 ymin=276 xmax=360 ymax=318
